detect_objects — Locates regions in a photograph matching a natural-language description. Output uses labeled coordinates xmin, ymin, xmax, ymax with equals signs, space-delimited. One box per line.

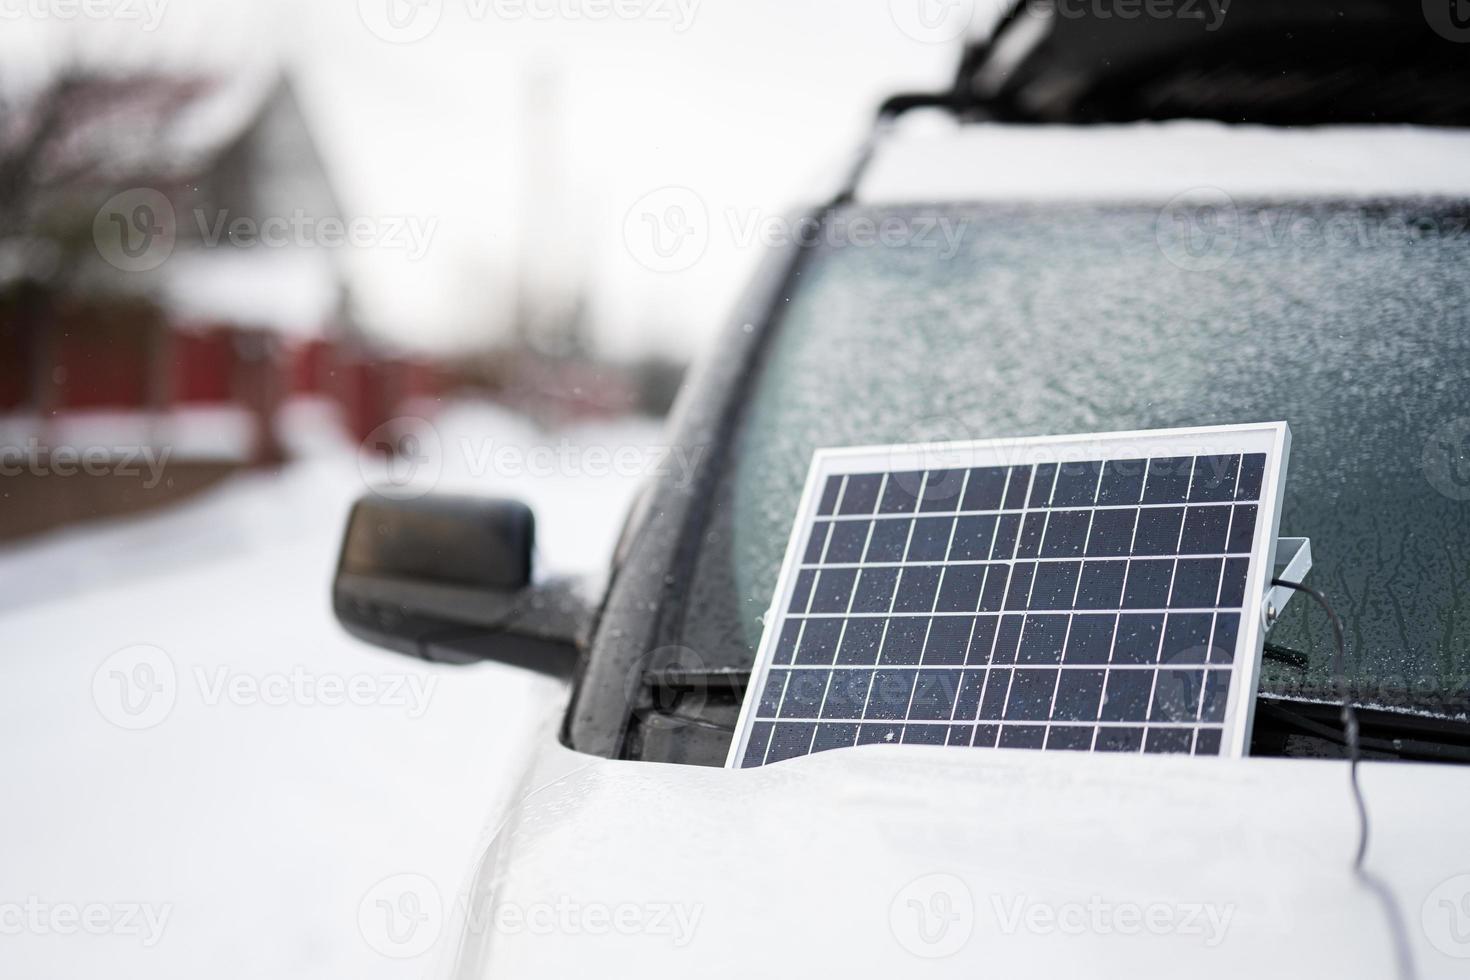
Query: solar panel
xmin=727 ymin=423 xmax=1291 ymax=768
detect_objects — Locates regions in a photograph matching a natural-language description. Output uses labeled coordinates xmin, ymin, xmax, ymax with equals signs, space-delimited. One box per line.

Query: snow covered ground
xmin=0 ymin=402 xmax=663 ymax=979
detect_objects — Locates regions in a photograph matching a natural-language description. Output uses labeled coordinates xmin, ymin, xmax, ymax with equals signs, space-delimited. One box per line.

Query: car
xmin=333 ymin=3 xmax=1470 ymax=976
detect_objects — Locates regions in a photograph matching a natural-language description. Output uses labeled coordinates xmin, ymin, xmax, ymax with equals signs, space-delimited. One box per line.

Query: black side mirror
xmin=333 ymin=494 xmax=589 ymax=677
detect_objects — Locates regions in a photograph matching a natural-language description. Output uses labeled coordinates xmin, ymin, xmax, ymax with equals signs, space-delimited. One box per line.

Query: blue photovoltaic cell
xmin=735 ymin=442 xmax=1280 ymax=768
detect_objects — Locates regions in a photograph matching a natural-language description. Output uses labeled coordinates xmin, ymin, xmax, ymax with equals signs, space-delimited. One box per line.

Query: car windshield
xmin=677 ymin=200 xmax=1470 ymax=720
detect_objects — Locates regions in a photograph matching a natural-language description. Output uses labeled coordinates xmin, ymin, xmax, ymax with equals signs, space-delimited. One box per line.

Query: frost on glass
xmin=680 ymin=202 xmax=1470 ymax=719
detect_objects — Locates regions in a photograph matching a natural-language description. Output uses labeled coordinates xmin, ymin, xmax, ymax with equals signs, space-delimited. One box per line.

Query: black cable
xmin=1261 ymin=641 xmax=1310 ymax=671
xmin=1270 ymin=578 xmax=1369 ymax=870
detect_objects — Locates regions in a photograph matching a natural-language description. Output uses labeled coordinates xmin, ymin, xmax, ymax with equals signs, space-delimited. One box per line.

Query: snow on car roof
xmin=858 ymin=120 xmax=1470 ymax=204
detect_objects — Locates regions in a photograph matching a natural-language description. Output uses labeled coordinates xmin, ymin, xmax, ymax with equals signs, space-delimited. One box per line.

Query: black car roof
xmin=893 ymin=0 xmax=1470 ymax=127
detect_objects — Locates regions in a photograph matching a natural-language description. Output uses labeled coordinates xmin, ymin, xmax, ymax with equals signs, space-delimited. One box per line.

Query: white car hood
xmin=442 ymin=735 xmax=1468 ymax=979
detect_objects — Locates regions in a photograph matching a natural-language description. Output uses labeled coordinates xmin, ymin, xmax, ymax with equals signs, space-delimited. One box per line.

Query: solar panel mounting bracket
xmin=1263 ymin=536 xmax=1312 ymax=634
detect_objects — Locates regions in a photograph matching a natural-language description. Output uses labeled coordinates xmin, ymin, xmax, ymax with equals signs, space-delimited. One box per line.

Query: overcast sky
xmin=0 ymin=0 xmax=1004 ymax=359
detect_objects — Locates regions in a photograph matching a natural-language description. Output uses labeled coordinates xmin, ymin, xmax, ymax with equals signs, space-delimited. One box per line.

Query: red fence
xmin=0 ymin=308 xmax=450 ymax=462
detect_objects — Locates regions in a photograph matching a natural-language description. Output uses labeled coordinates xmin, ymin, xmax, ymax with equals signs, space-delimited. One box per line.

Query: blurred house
xmin=0 ymin=70 xmax=446 ymax=539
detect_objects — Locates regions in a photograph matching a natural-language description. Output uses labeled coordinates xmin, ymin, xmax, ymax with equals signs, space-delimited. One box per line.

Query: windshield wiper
xmin=642 ymin=669 xmax=1470 ymax=763
xmin=1262 ymin=641 xmax=1310 ymax=671
xmin=1255 ymin=696 xmax=1470 ymax=764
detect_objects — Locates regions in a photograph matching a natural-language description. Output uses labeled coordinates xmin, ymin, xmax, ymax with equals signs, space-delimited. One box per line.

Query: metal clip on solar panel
xmin=1262 ymin=537 xmax=1312 ymax=634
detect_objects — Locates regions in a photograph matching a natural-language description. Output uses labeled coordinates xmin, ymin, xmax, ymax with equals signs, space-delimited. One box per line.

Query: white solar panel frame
xmin=726 ymin=422 xmax=1292 ymax=767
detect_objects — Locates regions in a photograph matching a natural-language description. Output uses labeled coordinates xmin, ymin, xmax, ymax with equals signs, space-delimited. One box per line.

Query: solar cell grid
xmin=729 ymin=425 xmax=1290 ymax=768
